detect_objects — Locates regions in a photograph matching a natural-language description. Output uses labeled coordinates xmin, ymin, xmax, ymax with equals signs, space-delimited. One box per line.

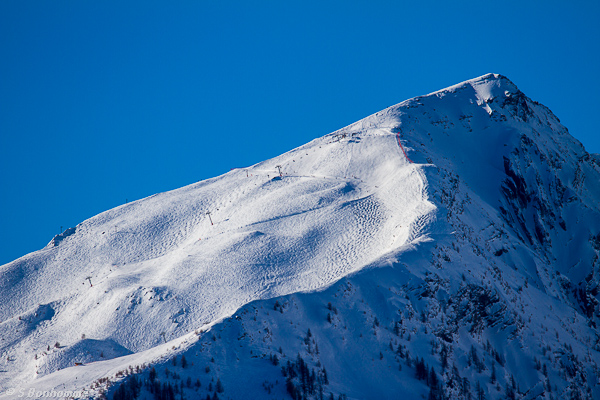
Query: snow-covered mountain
xmin=1 ymin=74 xmax=600 ymax=400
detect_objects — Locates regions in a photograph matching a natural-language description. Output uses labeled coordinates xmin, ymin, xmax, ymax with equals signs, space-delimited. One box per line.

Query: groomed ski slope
xmin=8 ymin=73 xmax=593 ymax=398
xmin=0 ymin=114 xmax=434 ymax=387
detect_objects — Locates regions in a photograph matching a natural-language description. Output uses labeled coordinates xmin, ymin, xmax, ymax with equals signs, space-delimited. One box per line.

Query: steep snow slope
xmin=0 ymin=105 xmax=433 ymax=390
xmin=91 ymin=74 xmax=600 ymax=400
xmin=2 ymin=74 xmax=600 ymax=400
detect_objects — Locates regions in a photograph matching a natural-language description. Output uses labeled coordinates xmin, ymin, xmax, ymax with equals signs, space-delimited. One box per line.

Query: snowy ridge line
xmin=326 ymin=114 xmax=399 ymax=138
xmin=12 ymin=73 xmax=599 ymax=400
xmin=328 ymin=127 xmax=394 ymax=140
xmin=0 ymin=102 xmax=431 ymax=394
xmin=229 ymin=168 xmax=365 ymax=183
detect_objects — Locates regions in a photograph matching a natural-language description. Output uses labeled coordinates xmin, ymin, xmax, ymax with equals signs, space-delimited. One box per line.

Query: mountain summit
xmin=1 ymin=74 xmax=599 ymax=400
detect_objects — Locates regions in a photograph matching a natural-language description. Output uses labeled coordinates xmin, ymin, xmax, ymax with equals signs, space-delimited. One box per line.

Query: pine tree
xmin=415 ymin=357 xmax=428 ymax=381
xmin=440 ymin=342 xmax=448 ymax=371
xmin=152 ymin=381 xmax=161 ymax=399
xmin=162 ymin=383 xmax=175 ymax=400
xmin=429 ymin=367 xmax=438 ymax=388
xmin=215 ymin=378 xmax=224 ymax=393
xmin=461 ymin=377 xmax=471 ymax=400
xmin=393 ymin=320 xmax=401 ymax=336
xmin=505 ymin=383 xmax=515 ymax=400
xmin=427 ymin=367 xmax=442 ymax=400
xmin=322 ymin=367 xmax=329 ymax=385
xmin=469 ymin=345 xmax=484 ymax=372
xmin=113 ymin=383 xmax=129 ymax=400
xmin=128 ymin=374 xmax=140 ymax=399
xmin=475 ymin=381 xmax=486 ymax=400
xmin=287 ymin=379 xmax=299 ymax=400
xmin=396 ymin=344 xmax=403 ymax=358
xmin=304 ymin=329 xmax=312 ymax=345
xmin=451 ymin=363 xmax=461 ymax=385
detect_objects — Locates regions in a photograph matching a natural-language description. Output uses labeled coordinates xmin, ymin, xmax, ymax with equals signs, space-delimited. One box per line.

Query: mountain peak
xmin=2 ymin=75 xmax=600 ymax=400
xmin=426 ymin=73 xmax=520 ymax=103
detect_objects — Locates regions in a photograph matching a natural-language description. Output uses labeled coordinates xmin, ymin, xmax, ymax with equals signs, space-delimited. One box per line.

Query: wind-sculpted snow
xmin=2 ymin=73 xmax=600 ymax=400
xmin=0 ymin=114 xmax=433 ymax=389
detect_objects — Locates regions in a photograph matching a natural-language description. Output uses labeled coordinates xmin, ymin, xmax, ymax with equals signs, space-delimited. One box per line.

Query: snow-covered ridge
xmin=2 ymin=73 xmax=600 ymax=399
xmin=0 ymin=93 xmax=434 ymax=388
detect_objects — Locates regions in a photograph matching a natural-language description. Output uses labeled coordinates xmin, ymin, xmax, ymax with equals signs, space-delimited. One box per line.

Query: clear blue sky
xmin=1 ymin=1 xmax=599 ymax=265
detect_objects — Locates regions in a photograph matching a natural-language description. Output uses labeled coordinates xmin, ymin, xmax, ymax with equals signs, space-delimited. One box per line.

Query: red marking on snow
xmin=395 ymin=131 xmax=413 ymax=163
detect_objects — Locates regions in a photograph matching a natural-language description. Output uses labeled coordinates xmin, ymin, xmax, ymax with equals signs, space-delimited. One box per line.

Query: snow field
xmin=0 ymin=121 xmax=432 ymax=391
xmin=2 ymin=74 xmax=600 ymax=400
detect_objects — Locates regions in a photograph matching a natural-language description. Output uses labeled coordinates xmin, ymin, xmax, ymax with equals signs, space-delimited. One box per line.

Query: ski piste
xmin=1 ymin=74 xmax=599 ymax=400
